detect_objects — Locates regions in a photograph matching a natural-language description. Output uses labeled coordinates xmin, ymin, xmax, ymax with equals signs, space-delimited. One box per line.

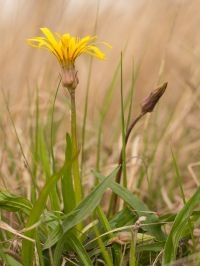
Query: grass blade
xmin=119 ymin=53 xmax=127 ymax=188
xmin=93 ymin=224 xmax=113 ymax=266
xmin=53 ymin=230 xmax=93 ymax=266
xmin=62 ymin=134 xmax=76 ymax=213
xmin=62 ymin=167 xmax=119 ymax=234
xmin=0 ymin=191 xmax=32 ymax=215
xmin=37 ymin=126 xmax=60 ymax=211
xmin=44 ymin=167 xmax=119 ymax=249
xmin=21 ymin=136 xmax=72 ymax=265
xmin=49 ymin=78 xmax=61 ymax=173
xmin=21 ymin=170 xmax=63 ymax=265
xmin=96 ymin=60 xmax=121 ymax=171
xmin=95 ymin=171 xmax=166 ymax=241
xmin=163 ymin=187 xmax=200 ymax=264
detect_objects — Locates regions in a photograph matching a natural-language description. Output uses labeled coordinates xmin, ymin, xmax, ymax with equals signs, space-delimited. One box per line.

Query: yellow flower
xmin=27 ymin=27 xmax=111 ymax=68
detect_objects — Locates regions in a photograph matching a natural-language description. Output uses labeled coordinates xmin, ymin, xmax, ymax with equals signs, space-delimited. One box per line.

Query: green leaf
xmin=136 ymin=241 xmax=164 ymax=252
xmin=38 ymin=126 xmax=60 ymax=211
xmin=95 ymin=206 xmax=122 ymax=264
xmin=0 ymin=191 xmax=32 ymax=215
xmin=53 ymin=230 xmax=93 ymax=266
xmin=44 ymin=167 xmax=119 ymax=249
xmin=21 ymin=170 xmax=62 ymax=265
xmin=43 ymin=222 xmax=63 ymax=250
xmin=62 ymin=167 xmax=119 ymax=234
xmin=95 ymin=171 xmax=166 ymax=241
xmin=62 ymin=133 xmax=76 ymax=213
xmin=92 ymin=224 xmax=113 ymax=266
xmin=109 ymin=206 xmax=138 ymax=228
xmin=163 ymin=187 xmax=200 ymax=264
xmin=21 ymin=136 xmax=73 ymax=266
xmin=0 ymin=253 xmax=23 ymax=266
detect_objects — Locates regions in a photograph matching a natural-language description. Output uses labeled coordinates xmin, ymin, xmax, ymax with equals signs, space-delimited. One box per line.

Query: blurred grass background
xmin=0 ymin=0 xmax=200 ymax=211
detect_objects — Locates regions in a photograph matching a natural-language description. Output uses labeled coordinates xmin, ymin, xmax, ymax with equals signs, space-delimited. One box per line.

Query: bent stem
xmin=69 ymin=89 xmax=82 ymax=205
xmin=108 ymin=82 xmax=167 ymax=216
xmin=108 ymin=112 xmax=145 ymax=216
xmin=116 ymin=112 xmax=146 ymax=185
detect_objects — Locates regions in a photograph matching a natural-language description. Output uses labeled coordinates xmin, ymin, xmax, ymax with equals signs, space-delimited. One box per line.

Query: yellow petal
xmin=40 ymin=28 xmax=59 ymax=48
xmin=27 ymin=27 xmax=112 ymax=66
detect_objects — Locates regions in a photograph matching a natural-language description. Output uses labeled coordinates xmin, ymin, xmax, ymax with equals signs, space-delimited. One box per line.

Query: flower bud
xmin=141 ymin=82 xmax=167 ymax=114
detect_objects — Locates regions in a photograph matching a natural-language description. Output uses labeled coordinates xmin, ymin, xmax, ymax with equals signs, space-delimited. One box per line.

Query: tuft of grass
xmin=1 ymin=18 xmax=200 ymax=266
xmin=1 ymin=61 xmax=200 ymax=265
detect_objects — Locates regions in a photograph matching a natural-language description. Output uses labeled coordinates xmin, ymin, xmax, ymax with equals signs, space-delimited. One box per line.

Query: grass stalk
xmin=21 ymin=166 xmax=65 ymax=265
xmin=171 ymin=149 xmax=197 ymax=252
xmin=62 ymin=134 xmax=76 ymax=213
xmin=95 ymin=61 xmax=121 ymax=171
xmin=93 ymin=224 xmax=113 ymax=266
xmin=81 ymin=57 xmax=92 ymax=172
xmin=32 ymin=86 xmax=39 ymax=203
xmin=50 ymin=77 xmax=61 ymax=173
xmin=119 ymin=53 xmax=127 ymax=189
xmin=81 ymin=1 xmax=99 ymax=172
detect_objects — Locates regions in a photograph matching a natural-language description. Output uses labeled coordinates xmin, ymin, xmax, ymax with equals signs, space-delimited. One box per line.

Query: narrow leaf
xmin=163 ymin=187 xmax=200 ymax=264
xmin=44 ymin=167 xmax=119 ymax=249
xmin=53 ymin=230 xmax=93 ymax=266
xmin=62 ymin=133 xmax=75 ymax=213
xmin=21 ymin=170 xmax=63 ymax=265
xmin=95 ymin=171 xmax=166 ymax=241
xmin=0 ymin=191 xmax=32 ymax=215
xmin=62 ymin=167 xmax=119 ymax=234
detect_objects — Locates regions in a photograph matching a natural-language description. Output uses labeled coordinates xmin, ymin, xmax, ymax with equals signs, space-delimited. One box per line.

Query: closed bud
xmin=141 ymin=82 xmax=167 ymax=113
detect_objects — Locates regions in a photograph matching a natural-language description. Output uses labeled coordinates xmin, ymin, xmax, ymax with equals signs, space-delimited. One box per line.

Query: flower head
xmin=27 ymin=27 xmax=111 ymax=68
xmin=27 ymin=27 xmax=111 ymax=89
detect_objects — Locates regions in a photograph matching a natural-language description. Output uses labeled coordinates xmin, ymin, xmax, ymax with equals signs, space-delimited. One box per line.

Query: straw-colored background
xmin=1 ymin=0 xmax=200 ymax=200
xmin=2 ymin=1 xmax=200 ymax=99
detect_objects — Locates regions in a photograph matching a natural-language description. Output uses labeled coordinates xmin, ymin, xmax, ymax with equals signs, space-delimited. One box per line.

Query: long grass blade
xmin=96 ymin=60 xmax=121 ymax=171
xmin=21 ymin=136 xmax=72 ymax=265
xmin=0 ymin=191 xmax=32 ymax=215
xmin=21 ymin=169 xmax=63 ymax=265
xmin=53 ymin=230 xmax=93 ymax=266
xmin=62 ymin=167 xmax=119 ymax=234
xmin=62 ymin=134 xmax=76 ymax=213
xmin=163 ymin=187 xmax=200 ymax=264
xmin=44 ymin=167 xmax=119 ymax=249
xmin=119 ymin=53 xmax=127 ymax=188
xmin=95 ymin=171 xmax=166 ymax=241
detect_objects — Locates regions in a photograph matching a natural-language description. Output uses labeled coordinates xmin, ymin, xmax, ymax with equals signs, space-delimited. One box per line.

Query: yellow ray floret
xmin=27 ymin=27 xmax=111 ymax=67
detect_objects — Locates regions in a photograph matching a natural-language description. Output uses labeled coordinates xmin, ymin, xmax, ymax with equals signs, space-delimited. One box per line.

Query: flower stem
xmin=69 ymin=89 xmax=82 ymax=205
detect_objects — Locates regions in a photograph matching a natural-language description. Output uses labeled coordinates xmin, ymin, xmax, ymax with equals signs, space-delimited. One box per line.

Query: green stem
xmin=69 ymin=89 xmax=82 ymax=205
